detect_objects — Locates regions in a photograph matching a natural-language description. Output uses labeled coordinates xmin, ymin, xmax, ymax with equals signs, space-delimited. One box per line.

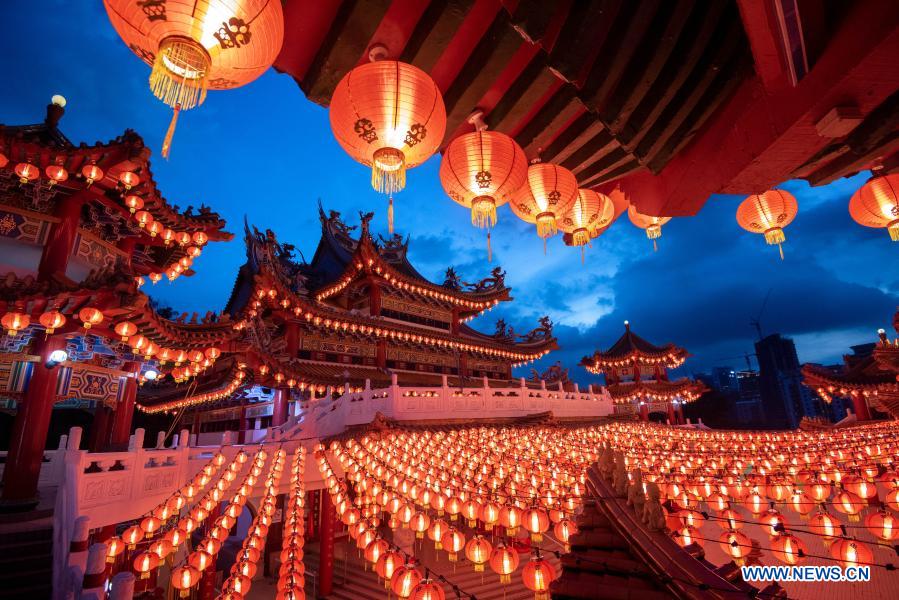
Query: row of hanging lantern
xmin=170 ymin=448 xmax=266 ymax=597
xmin=2 ymin=305 xmax=105 ymax=337
xmin=317 ymin=439 xmax=563 ymax=599
xmin=325 ymin=421 xmax=899 ymax=581
xmin=128 ymin=450 xmax=237 ymax=581
xmin=584 ymin=422 xmax=899 ymax=570
xmin=139 ymin=368 xmax=247 ymax=414
xmin=277 ymin=447 xmax=307 ymax=600
xmin=216 ymin=448 xmax=285 ymax=598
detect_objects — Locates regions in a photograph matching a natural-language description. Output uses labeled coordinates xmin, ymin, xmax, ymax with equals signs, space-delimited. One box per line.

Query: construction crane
xmin=750 ymin=288 xmax=773 ymax=341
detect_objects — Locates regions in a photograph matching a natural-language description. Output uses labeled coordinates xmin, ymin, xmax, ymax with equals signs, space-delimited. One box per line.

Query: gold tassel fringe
xmin=388 ymin=196 xmax=394 ymax=234
xmin=536 ymin=213 xmax=557 ymax=239
xmin=888 ymin=223 xmax=898 ymax=241
xmin=161 ymin=104 xmax=180 ymax=160
xmin=372 ymin=147 xmax=406 ymax=195
xmin=572 ymin=228 xmax=590 ymax=247
xmin=763 ymin=227 xmax=786 ymax=245
xmin=471 ymin=196 xmax=497 ymax=229
xmin=150 ymin=38 xmax=209 ymax=110
xmin=646 ymin=224 xmax=662 ymax=240
xmin=487 ymin=230 xmax=492 ymax=263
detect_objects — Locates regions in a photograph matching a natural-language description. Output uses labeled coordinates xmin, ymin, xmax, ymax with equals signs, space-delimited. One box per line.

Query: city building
xmin=754 ymin=333 xmax=819 ymax=428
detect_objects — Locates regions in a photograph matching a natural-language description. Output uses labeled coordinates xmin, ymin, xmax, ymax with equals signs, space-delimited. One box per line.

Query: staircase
xmin=303 ymin=536 xmax=559 ymax=600
xmin=0 ymin=519 xmax=54 ymax=599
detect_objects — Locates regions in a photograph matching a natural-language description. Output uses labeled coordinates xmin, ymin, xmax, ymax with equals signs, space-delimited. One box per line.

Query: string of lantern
xmin=276 ymin=447 xmax=307 ymax=599
xmin=213 ymin=447 xmax=285 ymax=598
xmin=170 ymin=448 xmax=266 ymax=597
xmin=131 ymin=450 xmax=249 ymax=581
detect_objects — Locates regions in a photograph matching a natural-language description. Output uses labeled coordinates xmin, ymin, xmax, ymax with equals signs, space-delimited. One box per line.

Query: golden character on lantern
xmin=103 ymin=0 xmax=285 ymax=158
xmin=628 ymin=204 xmax=671 ymax=252
xmin=330 ymin=45 xmax=446 ymax=232
xmin=510 ymin=161 xmax=579 ymax=251
xmin=736 ymin=189 xmax=798 ymax=260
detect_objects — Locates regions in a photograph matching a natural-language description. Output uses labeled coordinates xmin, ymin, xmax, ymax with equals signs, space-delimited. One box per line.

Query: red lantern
xmin=119 ymin=171 xmax=140 ymax=190
xmin=106 ymin=537 xmax=125 ymax=563
xmin=39 ymin=310 xmax=66 ymax=334
xmin=45 ymin=165 xmax=68 ymax=186
xmin=561 ymin=188 xmax=615 ymax=252
xmin=2 ymin=312 xmax=29 ymax=336
xmin=123 ymin=525 xmax=144 ymax=548
xmin=124 ymin=195 xmax=144 ymax=213
xmin=82 ymin=164 xmax=104 ymax=186
xmin=464 ymin=535 xmax=492 ymax=572
xmin=133 ymin=551 xmax=160 ymax=579
xmin=830 ymin=537 xmax=873 ymax=569
xmin=103 ymin=0 xmax=284 ymax=158
xmin=628 ymin=204 xmax=671 ymax=251
xmin=865 ymin=508 xmax=899 ymax=541
xmin=554 ymin=518 xmax=579 ymax=551
xmin=134 ymin=210 xmax=154 ymax=228
xmin=849 ymin=173 xmax=899 ymax=241
xmin=115 ymin=321 xmax=137 ymax=342
xmin=439 ymin=129 xmax=527 ymax=229
xmin=78 ymin=307 xmax=103 ymax=330
xmin=410 ymin=579 xmax=445 ymax=600
xmin=510 ymin=162 xmax=579 ymax=241
xmin=736 ymin=189 xmax=798 ymax=259
xmin=521 ymin=556 xmax=556 ymax=600
xmin=771 ymin=533 xmax=806 ymax=565
xmin=718 ymin=529 xmax=751 ymax=563
xmin=375 ymin=551 xmax=404 ymax=586
xmin=390 ymin=563 xmax=423 ymax=599
xmin=440 ymin=526 xmax=465 ymax=562
xmin=15 ymin=162 xmax=39 ymax=183
xmin=192 ymin=231 xmax=209 ymax=246
xmin=523 ymin=506 xmax=550 ymax=542
xmin=489 ymin=543 xmax=519 ymax=584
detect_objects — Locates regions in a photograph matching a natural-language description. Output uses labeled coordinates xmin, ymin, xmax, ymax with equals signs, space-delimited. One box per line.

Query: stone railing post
xmin=109 ymin=572 xmax=135 ymax=600
xmin=67 ymin=515 xmax=91 ymax=577
xmin=80 ymin=543 xmax=108 ymax=598
xmin=155 ymin=431 xmax=165 ymax=449
xmin=178 ymin=429 xmax=189 ymax=449
xmin=364 ymin=379 xmax=372 ymax=403
xmin=67 ymin=427 xmax=83 ymax=451
xmin=58 ymin=434 xmax=68 ymax=450
xmin=222 ymin=431 xmax=233 ymax=446
xmin=441 ymin=375 xmax=449 ymax=412
xmin=389 ymin=373 xmax=399 ymax=419
xmin=170 ymin=433 xmax=179 ymax=449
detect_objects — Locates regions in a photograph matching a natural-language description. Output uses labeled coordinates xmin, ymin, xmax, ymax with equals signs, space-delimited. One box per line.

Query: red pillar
xmin=675 ymin=404 xmax=685 ymax=425
xmin=285 ymin=322 xmax=299 ymax=357
xmin=368 ymin=278 xmax=381 ymax=316
xmin=237 ymin=401 xmax=248 ymax=444
xmin=87 ymin=405 xmax=112 ymax=452
xmin=639 ymin=403 xmax=649 ymax=422
xmin=450 ymin=307 xmax=460 ymax=334
xmin=37 ymin=191 xmax=88 ymax=280
xmin=667 ymin=402 xmax=676 ymax=425
xmin=319 ymin=490 xmax=335 ymax=597
xmin=376 ymin=341 xmax=387 ymax=369
xmin=109 ymin=361 xmax=140 ymax=448
xmin=851 ymin=394 xmax=871 ymax=421
xmin=271 ymin=388 xmax=288 ymax=427
xmin=1 ymin=336 xmax=66 ymax=505
xmin=305 ymin=490 xmax=317 ymax=541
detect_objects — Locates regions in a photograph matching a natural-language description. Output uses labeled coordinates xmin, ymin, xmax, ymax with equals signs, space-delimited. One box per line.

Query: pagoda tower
xmin=580 ymin=321 xmax=705 ymax=423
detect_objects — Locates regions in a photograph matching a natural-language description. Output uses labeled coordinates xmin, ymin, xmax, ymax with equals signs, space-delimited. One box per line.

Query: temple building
xmin=137 ymin=206 xmax=560 ymax=431
xmin=580 ymin=321 xmax=705 ymax=423
xmin=802 ymin=312 xmax=899 ymax=420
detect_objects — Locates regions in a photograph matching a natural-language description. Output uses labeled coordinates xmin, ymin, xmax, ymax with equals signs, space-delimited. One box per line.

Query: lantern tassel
xmin=388 ymin=196 xmax=395 ymax=234
xmin=653 ymin=239 xmax=658 ymax=252
xmin=161 ymin=104 xmax=180 ymax=160
xmin=581 ymin=245 xmax=585 ymax=264
xmin=778 ymin=243 xmax=784 ymax=260
xmin=543 ymin=237 xmax=547 ymax=255
xmin=487 ymin=230 xmax=492 ymax=263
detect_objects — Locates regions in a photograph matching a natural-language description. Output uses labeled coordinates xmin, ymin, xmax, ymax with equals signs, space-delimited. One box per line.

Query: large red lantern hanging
xmin=489 ymin=542 xmax=519 ymax=584
xmin=439 ymin=127 xmax=527 ymax=230
xmin=330 ymin=49 xmax=446 ymax=232
xmin=628 ymin=204 xmax=671 ymax=252
xmin=103 ymin=0 xmax=284 ymax=158
xmin=849 ymin=173 xmax=899 ymax=241
xmin=561 ymin=188 xmax=615 ymax=262
xmin=2 ymin=312 xmax=30 ymax=336
xmin=38 ymin=310 xmax=66 ymax=335
xmin=510 ymin=162 xmax=579 ymax=248
xmin=736 ymin=189 xmax=798 ymax=259
xmin=521 ymin=555 xmax=556 ymax=600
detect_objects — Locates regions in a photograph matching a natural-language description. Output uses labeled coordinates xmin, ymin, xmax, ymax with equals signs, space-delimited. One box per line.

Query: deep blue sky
xmin=3 ymin=2 xmax=897 ymax=385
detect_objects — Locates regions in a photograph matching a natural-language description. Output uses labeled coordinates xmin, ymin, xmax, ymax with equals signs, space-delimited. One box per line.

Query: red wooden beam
xmin=609 ymin=0 xmax=899 ymax=216
xmin=736 ymin=0 xmax=790 ymax=90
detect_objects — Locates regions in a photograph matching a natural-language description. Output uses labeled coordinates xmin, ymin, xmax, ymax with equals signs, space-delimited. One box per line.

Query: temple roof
xmin=581 ymin=321 xmax=689 ymax=372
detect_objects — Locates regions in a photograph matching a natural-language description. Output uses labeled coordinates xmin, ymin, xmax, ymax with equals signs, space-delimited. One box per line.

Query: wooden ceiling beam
xmin=600 ymin=0 xmax=695 ymax=133
xmin=559 ymin=128 xmax=615 ymax=173
xmin=485 ymin=54 xmax=555 ymax=133
xmin=507 ymin=0 xmax=559 ymax=46
xmin=546 ymin=0 xmax=622 ymax=86
xmin=637 ymin=22 xmax=747 ymax=168
xmin=401 ymin=0 xmax=475 ymax=73
xmin=614 ymin=1 xmax=730 ymax=152
xmin=300 ymin=0 xmax=392 ymax=105
xmin=578 ymin=0 xmax=660 ymax=114
xmin=442 ymin=11 xmax=525 ymax=139
xmin=541 ymin=112 xmax=603 ymax=164
xmin=513 ymin=85 xmax=584 ymax=156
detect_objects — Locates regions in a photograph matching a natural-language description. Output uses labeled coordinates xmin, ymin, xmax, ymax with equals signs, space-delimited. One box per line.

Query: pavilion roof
xmin=581 ymin=322 xmax=689 ymax=372
xmin=0 ymin=104 xmax=232 ymax=277
xmin=605 ymin=378 xmax=706 ymax=404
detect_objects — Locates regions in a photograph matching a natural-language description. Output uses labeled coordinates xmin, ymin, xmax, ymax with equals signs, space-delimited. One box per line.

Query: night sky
xmin=3 ymin=2 xmax=897 ymax=385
